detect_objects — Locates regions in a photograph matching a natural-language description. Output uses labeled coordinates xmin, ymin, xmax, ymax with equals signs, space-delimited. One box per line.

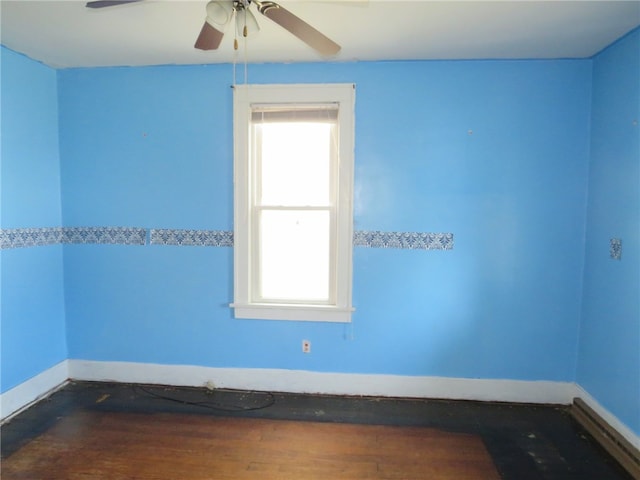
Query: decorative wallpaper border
xmin=0 ymin=227 xmax=63 ymax=249
xmin=1 ymin=227 xmax=454 ymax=251
xmin=150 ymin=229 xmax=234 ymax=247
xmin=62 ymin=227 xmax=147 ymax=246
xmin=354 ymin=231 xmax=453 ymax=250
xmin=1 ymin=227 xmax=146 ymax=249
xmin=610 ymin=238 xmax=622 ymax=260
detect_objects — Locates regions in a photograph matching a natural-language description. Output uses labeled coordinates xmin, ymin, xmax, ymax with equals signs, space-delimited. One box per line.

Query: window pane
xmin=258 ymin=122 xmax=332 ymax=206
xmin=259 ymin=210 xmax=330 ymax=301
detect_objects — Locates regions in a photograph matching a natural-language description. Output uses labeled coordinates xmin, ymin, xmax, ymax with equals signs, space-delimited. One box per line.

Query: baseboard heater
xmin=571 ymin=397 xmax=640 ymax=479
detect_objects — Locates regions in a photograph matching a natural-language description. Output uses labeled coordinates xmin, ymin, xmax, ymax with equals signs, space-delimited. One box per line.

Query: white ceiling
xmin=1 ymin=0 xmax=639 ymax=69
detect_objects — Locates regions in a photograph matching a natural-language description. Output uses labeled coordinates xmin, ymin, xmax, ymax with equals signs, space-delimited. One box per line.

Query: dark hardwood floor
xmin=0 ymin=382 xmax=633 ymax=479
xmin=2 ymin=411 xmax=501 ymax=479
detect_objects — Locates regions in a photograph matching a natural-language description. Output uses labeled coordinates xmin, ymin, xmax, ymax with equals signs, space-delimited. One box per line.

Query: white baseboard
xmin=0 ymin=360 xmax=69 ymax=422
xmin=574 ymin=384 xmax=640 ymax=450
xmin=5 ymin=360 xmax=637 ymax=457
xmin=68 ymin=359 xmax=576 ymax=405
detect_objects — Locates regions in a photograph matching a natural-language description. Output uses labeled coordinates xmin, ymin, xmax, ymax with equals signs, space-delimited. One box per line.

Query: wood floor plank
xmin=2 ymin=411 xmax=501 ymax=479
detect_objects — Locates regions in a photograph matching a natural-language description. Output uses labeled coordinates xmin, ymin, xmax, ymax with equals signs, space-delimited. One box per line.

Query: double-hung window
xmin=232 ymin=84 xmax=355 ymax=322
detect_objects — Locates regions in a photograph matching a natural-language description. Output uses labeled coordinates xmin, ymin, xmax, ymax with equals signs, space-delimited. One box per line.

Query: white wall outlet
xmin=302 ymin=340 xmax=311 ymax=353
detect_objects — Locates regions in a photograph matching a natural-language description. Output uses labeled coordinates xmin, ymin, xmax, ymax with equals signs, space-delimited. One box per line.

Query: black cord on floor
xmin=134 ymin=385 xmax=276 ymax=412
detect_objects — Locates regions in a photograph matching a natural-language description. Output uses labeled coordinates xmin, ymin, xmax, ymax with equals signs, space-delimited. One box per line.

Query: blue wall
xmin=57 ymin=60 xmax=591 ymax=381
xmin=3 ymin=26 xmax=638 ymax=439
xmin=578 ymin=29 xmax=640 ymax=435
xmin=0 ymin=47 xmax=67 ymax=392
xmin=3 ymin=30 xmax=638 ymax=438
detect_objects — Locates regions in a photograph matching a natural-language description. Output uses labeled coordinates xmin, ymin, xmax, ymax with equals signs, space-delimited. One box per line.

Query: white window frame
xmin=231 ymin=84 xmax=355 ymax=323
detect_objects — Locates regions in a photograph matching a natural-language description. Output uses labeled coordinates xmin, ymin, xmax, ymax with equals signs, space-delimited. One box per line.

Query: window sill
xmin=230 ymin=303 xmax=354 ymax=323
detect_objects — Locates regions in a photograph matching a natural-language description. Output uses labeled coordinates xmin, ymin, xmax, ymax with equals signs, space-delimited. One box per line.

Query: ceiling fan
xmin=85 ymin=0 xmax=341 ymax=57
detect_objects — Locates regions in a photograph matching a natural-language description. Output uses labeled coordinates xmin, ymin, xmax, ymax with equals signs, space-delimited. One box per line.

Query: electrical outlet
xmin=302 ymin=339 xmax=311 ymax=353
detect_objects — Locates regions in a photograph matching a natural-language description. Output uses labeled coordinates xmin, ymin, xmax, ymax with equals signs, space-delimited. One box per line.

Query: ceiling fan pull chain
xmin=244 ymin=27 xmax=249 ymax=85
xmin=233 ymin=8 xmax=239 ymax=50
xmin=240 ymin=7 xmax=248 ymax=38
xmin=232 ymin=8 xmax=238 ymax=86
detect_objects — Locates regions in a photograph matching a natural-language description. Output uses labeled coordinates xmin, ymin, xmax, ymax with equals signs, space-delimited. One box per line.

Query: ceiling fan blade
xmin=194 ymin=21 xmax=225 ymax=50
xmin=85 ymin=0 xmax=143 ymax=8
xmin=256 ymin=2 xmax=340 ymax=57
